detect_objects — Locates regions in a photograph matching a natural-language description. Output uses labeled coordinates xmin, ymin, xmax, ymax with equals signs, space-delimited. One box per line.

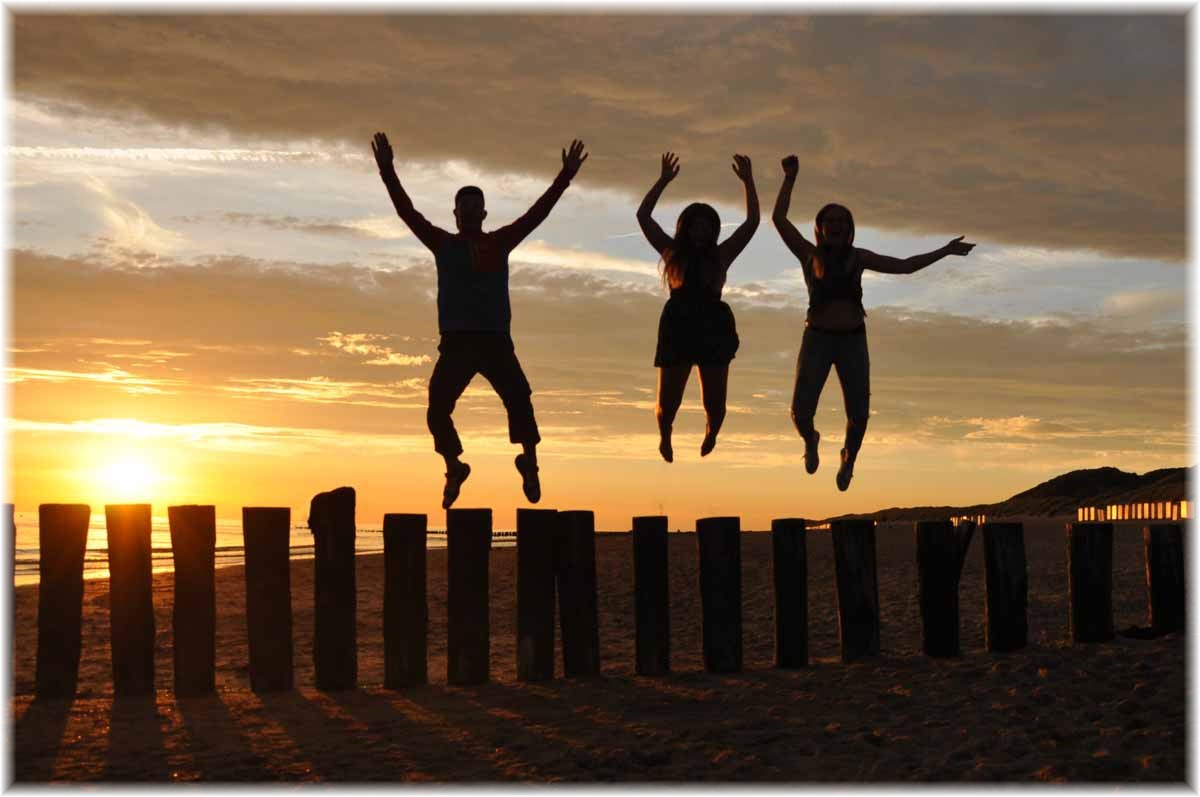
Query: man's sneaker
xmin=804 ymin=430 xmax=820 ymax=474
xmin=515 ymin=454 xmax=541 ymax=504
xmin=442 ymin=461 xmax=471 ymax=509
xmin=836 ymin=448 xmax=854 ymax=492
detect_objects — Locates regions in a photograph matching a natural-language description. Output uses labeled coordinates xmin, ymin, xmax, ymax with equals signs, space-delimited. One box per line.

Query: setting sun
xmin=93 ymin=455 xmax=162 ymax=503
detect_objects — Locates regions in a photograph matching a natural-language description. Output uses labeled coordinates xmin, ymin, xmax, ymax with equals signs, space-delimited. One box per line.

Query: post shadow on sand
xmin=101 ymin=695 xmax=172 ymax=781
xmin=174 ymin=693 xmax=271 ymax=779
xmin=250 ymin=690 xmax=365 ymax=780
xmin=329 ymin=687 xmax=522 ymax=780
xmin=11 ymin=697 xmax=77 ymax=781
xmin=376 ymin=685 xmax=553 ymax=779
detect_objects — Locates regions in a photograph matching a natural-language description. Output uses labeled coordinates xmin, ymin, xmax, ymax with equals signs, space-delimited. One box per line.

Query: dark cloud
xmin=12 ymin=14 xmax=1184 ymax=260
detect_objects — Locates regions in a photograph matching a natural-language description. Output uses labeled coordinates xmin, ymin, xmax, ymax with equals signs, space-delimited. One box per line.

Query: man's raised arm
xmin=372 ymin=131 xmax=450 ymax=252
xmin=495 ymin=139 xmax=589 ymax=251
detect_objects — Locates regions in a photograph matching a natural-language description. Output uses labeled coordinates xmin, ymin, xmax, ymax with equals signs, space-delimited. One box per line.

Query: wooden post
xmin=981 ymin=521 xmax=1028 ymax=652
xmin=307 ymin=487 xmax=357 ymax=691
xmin=771 ymin=518 xmax=808 ymax=668
xmin=383 ymin=513 xmax=427 ymax=688
xmin=632 ymin=515 xmax=669 ymax=676
xmin=242 ymin=507 xmax=293 ymax=692
xmin=516 ymin=508 xmax=556 ymax=682
xmin=556 ymin=510 xmax=600 ymax=677
xmin=105 ymin=504 xmax=156 ymax=696
xmin=1144 ymin=523 xmax=1185 ymax=635
xmin=35 ymin=504 xmax=90 ymax=699
xmin=831 ymin=519 xmax=880 ymax=662
xmin=916 ymin=520 xmax=975 ymax=658
xmin=447 ymin=508 xmax=491 ymax=685
xmin=167 ymin=505 xmax=216 ymax=696
xmin=1067 ymin=522 xmax=1114 ymax=643
xmin=696 ymin=516 xmax=741 ymax=673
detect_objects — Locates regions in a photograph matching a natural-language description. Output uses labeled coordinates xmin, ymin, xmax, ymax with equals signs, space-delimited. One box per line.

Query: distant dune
xmin=834 ymin=466 xmax=1192 ymax=523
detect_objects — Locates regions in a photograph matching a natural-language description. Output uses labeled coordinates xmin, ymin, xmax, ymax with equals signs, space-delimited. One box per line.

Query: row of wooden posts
xmin=1078 ymin=501 xmax=1190 ymax=522
xmin=27 ymin=487 xmax=1186 ymax=700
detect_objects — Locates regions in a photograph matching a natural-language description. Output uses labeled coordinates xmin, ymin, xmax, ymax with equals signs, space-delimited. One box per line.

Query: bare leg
xmin=697 ymin=364 xmax=729 ymax=457
xmin=656 ymin=365 xmax=691 ymax=463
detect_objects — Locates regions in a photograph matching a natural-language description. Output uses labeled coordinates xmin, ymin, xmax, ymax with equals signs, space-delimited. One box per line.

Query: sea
xmin=12 ymin=511 xmax=516 ymax=587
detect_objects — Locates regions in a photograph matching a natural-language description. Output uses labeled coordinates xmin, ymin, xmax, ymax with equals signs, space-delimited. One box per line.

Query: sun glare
xmin=95 ymin=456 xmax=162 ymax=502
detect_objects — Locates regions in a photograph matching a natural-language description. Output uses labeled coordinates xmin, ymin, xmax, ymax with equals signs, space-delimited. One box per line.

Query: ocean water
xmin=12 ymin=512 xmax=515 ymax=587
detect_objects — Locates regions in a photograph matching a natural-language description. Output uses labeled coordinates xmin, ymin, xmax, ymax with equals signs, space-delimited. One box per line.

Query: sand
xmin=10 ymin=517 xmax=1185 ymax=782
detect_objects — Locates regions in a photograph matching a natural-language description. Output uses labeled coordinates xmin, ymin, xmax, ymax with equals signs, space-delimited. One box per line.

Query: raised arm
xmin=717 ymin=154 xmax=759 ymax=268
xmin=771 ymin=155 xmax=814 ymax=262
xmin=636 ymin=152 xmax=679 ymax=255
xmin=494 ymin=139 xmax=588 ymax=250
xmin=858 ymin=236 xmax=976 ymax=274
xmin=372 ymin=132 xmax=450 ymax=252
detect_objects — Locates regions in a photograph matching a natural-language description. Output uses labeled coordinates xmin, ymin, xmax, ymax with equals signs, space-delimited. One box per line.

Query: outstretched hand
xmin=731 ymin=154 xmax=753 ymax=184
xmin=660 ymin=152 xmax=680 ymax=184
xmin=561 ymin=139 xmax=589 ymax=179
xmin=781 ymin=154 xmax=799 ymax=178
xmin=945 ymin=236 xmax=976 ymax=256
xmin=371 ymin=132 xmax=394 ymax=171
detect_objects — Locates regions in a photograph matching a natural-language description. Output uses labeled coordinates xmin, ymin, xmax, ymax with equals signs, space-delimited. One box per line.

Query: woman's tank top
xmin=669 ymin=253 xmax=723 ymax=302
xmin=804 ymin=247 xmax=864 ymax=315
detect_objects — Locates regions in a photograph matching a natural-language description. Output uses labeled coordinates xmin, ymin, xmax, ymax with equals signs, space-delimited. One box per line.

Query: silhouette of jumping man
xmin=772 ymin=154 xmax=975 ymax=491
xmin=372 ymin=132 xmax=589 ymax=508
xmin=638 ymin=152 xmax=759 ymax=462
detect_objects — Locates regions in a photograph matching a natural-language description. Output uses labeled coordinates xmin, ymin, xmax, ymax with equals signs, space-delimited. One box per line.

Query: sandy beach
xmin=10 ymin=516 xmax=1185 ymax=782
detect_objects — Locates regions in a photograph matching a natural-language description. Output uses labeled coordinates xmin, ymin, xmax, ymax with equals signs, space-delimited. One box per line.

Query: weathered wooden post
xmin=981 ymin=521 xmax=1027 ymax=652
xmin=447 ymin=508 xmax=491 ymax=685
xmin=831 ymin=519 xmax=880 ymax=662
xmin=1144 ymin=523 xmax=1184 ymax=635
xmin=557 ymin=510 xmax=600 ymax=677
xmin=167 ymin=505 xmax=216 ymax=696
xmin=105 ymin=504 xmax=156 ymax=696
xmin=308 ymin=487 xmax=357 ymax=691
xmin=632 ymin=515 xmax=670 ymax=676
xmin=696 ymin=516 xmax=741 ymax=673
xmin=242 ymin=507 xmax=293 ymax=692
xmin=517 ymin=508 xmax=556 ymax=681
xmin=771 ymin=518 xmax=808 ymax=668
xmin=916 ymin=520 xmax=975 ymax=657
xmin=1067 ymin=522 xmax=1114 ymax=643
xmin=383 ymin=513 xmax=427 ymax=688
xmin=35 ymin=504 xmax=90 ymax=699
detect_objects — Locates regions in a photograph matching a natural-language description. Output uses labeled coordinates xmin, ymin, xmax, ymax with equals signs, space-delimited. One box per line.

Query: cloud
xmin=317 ymin=332 xmax=431 ymax=366
xmin=83 ymin=175 xmax=187 ymax=258
xmin=6 ymin=365 xmax=182 ymax=395
xmin=221 ymin=376 xmax=425 ymax=408
xmin=10 ymin=14 xmax=1184 ymax=260
xmin=1103 ymin=289 xmax=1186 ymax=322
xmin=216 ymin=212 xmax=410 ymax=240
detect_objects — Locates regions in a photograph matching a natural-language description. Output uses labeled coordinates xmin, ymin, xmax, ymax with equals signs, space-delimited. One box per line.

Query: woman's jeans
xmin=790 ymin=325 xmax=870 ymax=461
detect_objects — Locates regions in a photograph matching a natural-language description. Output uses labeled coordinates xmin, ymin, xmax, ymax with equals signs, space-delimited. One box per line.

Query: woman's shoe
xmin=836 ymin=448 xmax=854 ymax=492
xmin=442 ymin=461 xmax=471 ymax=509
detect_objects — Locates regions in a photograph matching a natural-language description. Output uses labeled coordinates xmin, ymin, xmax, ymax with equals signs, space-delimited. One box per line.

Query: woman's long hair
xmin=812 ymin=203 xmax=855 ymax=279
xmin=662 ymin=202 xmax=722 ymax=293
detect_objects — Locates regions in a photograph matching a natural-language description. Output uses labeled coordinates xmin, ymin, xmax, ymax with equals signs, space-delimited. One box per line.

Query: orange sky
xmin=6 ymin=14 xmax=1189 ymax=529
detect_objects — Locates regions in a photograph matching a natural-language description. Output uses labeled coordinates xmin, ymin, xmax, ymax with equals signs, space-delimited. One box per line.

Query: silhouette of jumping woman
xmin=638 ymin=152 xmax=759 ymax=462
xmin=372 ymin=132 xmax=589 ymax=508
xmin=772 ymin=154 xmax=975 ymax=491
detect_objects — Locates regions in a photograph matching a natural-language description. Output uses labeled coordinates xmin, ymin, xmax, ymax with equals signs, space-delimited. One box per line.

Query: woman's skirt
xmin=653 ymin=296 xmax=739 ymax=368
